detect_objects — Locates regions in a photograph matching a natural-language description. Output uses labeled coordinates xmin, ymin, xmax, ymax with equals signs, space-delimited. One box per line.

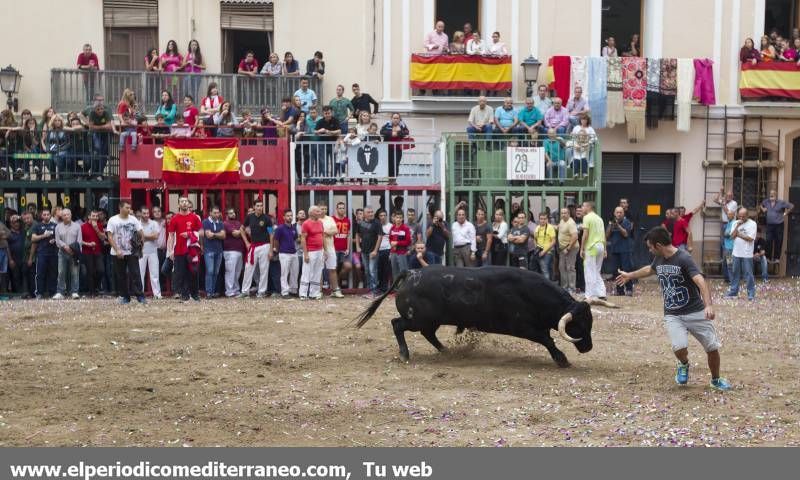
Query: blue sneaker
xmin=710 ymin=377 xmax=732 ymax=391
xmin=118 ymin=297 xmax=130 ymax=305
xmin=675 ymin=362 xmax=689 ymax=385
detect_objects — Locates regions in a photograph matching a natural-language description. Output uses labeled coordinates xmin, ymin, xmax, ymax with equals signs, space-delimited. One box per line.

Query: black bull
xmin=355 ymin=266 xmax=617 ymax=367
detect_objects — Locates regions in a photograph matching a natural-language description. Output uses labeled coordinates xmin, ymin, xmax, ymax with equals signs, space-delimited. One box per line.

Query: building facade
xmin=1 ymin=0 xmax=799 ymax=274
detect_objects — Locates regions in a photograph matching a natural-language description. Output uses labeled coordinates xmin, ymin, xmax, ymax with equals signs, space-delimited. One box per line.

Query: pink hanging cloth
xmin=693 ymin=59 xmax=716 ymax=106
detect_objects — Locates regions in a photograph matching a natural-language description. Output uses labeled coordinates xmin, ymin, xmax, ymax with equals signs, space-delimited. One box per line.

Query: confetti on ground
xmin=0 ymin=278 xmax=798 ymax=446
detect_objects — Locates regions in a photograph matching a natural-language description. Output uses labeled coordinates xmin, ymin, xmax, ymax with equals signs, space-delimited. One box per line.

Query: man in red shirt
xmin=388 ymin=210 xmax=412 ymax=280
xmin=299 ymin=206 xmax=325 ymax=300
xmin=332 ymin=202 xmax=353 ymax=290
xmin=168 ymin=196 xmax=202 ymax=301
xmin=80 ymin=210 xmax=106 ymax=297
xmin=662 ymin=208 xmax=692 ymax=252
xmin=77 ymin=43 xmax=100 ymax=105
xmin=237 ymin=51 xmax=259 ymax=78
xmin=182 ymin=95 xmax=199 ymax=130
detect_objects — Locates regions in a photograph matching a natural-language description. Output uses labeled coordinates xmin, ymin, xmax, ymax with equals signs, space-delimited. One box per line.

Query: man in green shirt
xmin=580 ymin=201 xmax=607 ymax=300
xmin=516 ymin=97 xmax=544 ymax=137
xmin=329 ymin=84 xmax=354 ymax=134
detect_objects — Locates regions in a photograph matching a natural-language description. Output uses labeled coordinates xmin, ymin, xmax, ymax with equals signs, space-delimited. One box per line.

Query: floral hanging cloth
xmin=622 ymin=57 xmax=647 ymax=142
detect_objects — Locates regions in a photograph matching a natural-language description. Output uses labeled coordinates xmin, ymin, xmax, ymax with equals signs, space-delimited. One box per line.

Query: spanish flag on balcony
xmin=162 ymin=138 xmax=240 ymax=185
xmin=740 ymin=62 xmax=800 ymax=100
xmin=409 ymin=54 xmax=512 ymax=91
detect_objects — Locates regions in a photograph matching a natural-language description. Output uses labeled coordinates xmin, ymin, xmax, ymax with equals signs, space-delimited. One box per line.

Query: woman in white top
xmin=466 ymin=32 xmax=485 ymax=55
xmin=355 ymin=110 xmax=372 ymax=138
xmin=601 ymin=37 xmax=618 ymax=57
xmin=570 ymin=114 xmax=597 ymax=178
xmin=487 ymin=32 xmax=509 ymax=55
xmin=490 ymin=208 xmax=509 ymax=266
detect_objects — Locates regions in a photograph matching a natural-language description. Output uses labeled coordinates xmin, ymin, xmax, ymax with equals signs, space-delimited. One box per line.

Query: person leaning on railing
xmin=213 ymin=101 xmax=238 ymax=137
xmin=261 ymin=52 xmax=284 ymax=76
xmin=283 ymin=52 xmax=301 ymax=77
xmin=380 ymin=113 xmax=410 ymax=181
xmin=306 ymin=51 xmax=325 ymax=79
xmin=155 ymin=90 xmax=177 ymax=125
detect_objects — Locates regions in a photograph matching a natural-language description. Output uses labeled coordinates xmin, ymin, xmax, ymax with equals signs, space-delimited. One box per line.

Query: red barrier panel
xmin=120 ymin=137 xmax=291 ymax=216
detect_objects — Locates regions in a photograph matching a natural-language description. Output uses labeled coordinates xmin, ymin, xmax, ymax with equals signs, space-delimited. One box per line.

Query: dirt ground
xmin=1 ymin=278 xmax=799 ymax=447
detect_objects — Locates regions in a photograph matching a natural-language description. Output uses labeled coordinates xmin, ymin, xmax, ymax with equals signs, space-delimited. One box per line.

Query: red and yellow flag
xmin=740 ymin=62 xmax=800 ymax=100
xmin=162 ymin=138 xmax=240 ymax=185
xmin=410 ymin=54 xmax=512 ymax=91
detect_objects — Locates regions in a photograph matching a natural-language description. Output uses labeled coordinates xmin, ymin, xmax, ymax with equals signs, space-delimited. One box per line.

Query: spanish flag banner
xmin=162 ymin=138 xmax=240 ymax=185
xmin=740 ymin=62 xmax=800 ymax=100
xmin=409 ymin=54 xmax=512 ymax=91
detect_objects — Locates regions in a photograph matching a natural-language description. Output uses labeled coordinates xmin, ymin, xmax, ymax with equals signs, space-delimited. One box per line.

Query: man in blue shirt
xmin=31 ymin=209 xmax=58 ymax=298
xmin=606 ymin=206 xmax=633 ymax=296
xmin=408 ymin=242 xmax=436 ymax=269
xmin=293 ymin=78 xmax=318 ymax=113
xmin=272 ymin=209 xmax=299 ymax=297
xmin=493 ymin=97 xmax=519 ymax=138
xmin=202 ymin=206 xmax=225 ymax=298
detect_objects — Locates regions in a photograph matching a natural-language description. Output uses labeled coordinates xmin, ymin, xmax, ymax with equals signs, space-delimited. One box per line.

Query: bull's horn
xmin=557 ymin=312 xmax=581 ymax=343
xmin=588 ymin=298 xmax=619 ymax=309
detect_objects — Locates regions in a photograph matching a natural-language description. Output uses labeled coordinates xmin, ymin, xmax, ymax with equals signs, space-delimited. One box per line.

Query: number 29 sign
xmin=506 ymin=146 xmax=546 ymax=181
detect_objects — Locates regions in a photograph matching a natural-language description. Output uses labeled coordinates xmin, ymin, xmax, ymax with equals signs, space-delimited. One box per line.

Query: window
xmin=103 ymin=0 xmax=158 ymax=70
xmin=601 ymin=0 xmax=642 ymax=55
xmin=435 ymin=0 xmax=480 ymax=40
xmin=765 ymin=0 xmax=796 ymax=37
xmin=220 ymin=0 xmax=274 ymax=73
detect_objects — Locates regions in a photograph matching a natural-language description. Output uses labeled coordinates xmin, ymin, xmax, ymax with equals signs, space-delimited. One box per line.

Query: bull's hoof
xmin=399 ymin=349 xmax=410 ymax=362
xmin=555 ymin=359 xmax=572 ymax=368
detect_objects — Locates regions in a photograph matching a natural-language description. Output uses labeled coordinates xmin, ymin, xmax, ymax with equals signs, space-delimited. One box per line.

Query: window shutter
xmin=602 ymin=154 xmax=634 ymax=184
xmin=103 ymin=0 xmax=158 ymax=28
xmin=220 ymin=0 xmax=274 ymax=31
xmin=639 ymin=155 xmax=675 ymax=184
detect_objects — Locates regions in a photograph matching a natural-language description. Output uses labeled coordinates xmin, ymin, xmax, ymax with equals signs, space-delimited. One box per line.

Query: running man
xmin=615 ymin=226 xmax=732 ymax=391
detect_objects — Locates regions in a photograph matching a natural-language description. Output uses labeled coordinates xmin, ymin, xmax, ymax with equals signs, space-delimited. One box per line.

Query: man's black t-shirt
xmin=651 ymin=249 xmax=705 ymax=315
xmin=315 ymin=117 xmax=341 ymax=141
xmin=32 ymin=222 xmax=57 ymax=256
xmin=426 ymin=224 xmax=448 ymax=256
xmin=244 ymin=214 xmax=272 ymax=244
xmin=357 ymin=219 xmax=382 ymax=253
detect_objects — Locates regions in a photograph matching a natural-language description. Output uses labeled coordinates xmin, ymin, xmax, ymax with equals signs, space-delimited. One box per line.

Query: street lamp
xmin=0 ymin=65 xmax=22 ymax=112
xmin=520 ymin=55 xmax=542 ymax=98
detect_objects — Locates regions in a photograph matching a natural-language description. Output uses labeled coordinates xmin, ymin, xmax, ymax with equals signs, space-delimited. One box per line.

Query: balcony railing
xmin=293 ymin=138 xmax=441 ymax=187
xmin=0 ymin=131 xmax=118 ymax=182
xmin=51 ymin=69 xmax=323 ymax=116
xmin=445 ymin=133 xmax=601 ymax=189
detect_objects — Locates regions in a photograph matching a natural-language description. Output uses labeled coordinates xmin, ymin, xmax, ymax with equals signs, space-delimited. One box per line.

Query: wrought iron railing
xmin=51 ymin=69 xmax=323 ymax=116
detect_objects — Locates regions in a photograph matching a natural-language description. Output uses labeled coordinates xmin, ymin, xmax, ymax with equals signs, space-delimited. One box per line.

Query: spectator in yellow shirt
xmin=533 ymin=212 xmax=557 ymax=280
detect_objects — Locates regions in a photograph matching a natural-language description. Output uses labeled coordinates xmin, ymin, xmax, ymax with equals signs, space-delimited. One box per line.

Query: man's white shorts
xmin=324 ymin=248 xmax=337 ymax=269
xmin=664 ymin=310 xmax=721 ymax=353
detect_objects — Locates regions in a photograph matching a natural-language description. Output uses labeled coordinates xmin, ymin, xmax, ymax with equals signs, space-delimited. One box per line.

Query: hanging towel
xmin=676 ymin=58 xmax=695 ymax=132
xmin=693 ymin=58 xmax=716 ymax=106
xmin=659 ymin=58 xmax=677 ymax=122
xmin=552 ymin=55 xmax=572 ymax=101
xmin=571 ymin=56 xmax=589 ymax=101
xmin=587 ymin=57 xmax=608 ymax=128
xmin=622 ymin=57 xmax=647 ymax=142
xmin=606 ymin=56 xmax=625 ymax=128
xmin=646 ymin=58 xmax=662 ymax=129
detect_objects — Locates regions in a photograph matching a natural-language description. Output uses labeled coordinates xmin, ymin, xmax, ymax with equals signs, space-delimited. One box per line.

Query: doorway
xmin=222 ymin=29 xmax=271 ymax=74
xmin=435 ymin=0 xmax=480 ymax=39
xmin=601 ymin=0 xmax=642 ymax=54
xmin=601 ymin=153 xmax=676 ymax=268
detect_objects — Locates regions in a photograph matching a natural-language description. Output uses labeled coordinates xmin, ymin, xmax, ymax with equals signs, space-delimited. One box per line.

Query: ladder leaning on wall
xmin=701 ymin=105 xmax=783 ymax=277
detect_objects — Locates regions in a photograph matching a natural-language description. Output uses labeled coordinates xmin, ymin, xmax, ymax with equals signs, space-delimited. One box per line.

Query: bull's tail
xmin=353 ymin=270 xmax=411 ymax=328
